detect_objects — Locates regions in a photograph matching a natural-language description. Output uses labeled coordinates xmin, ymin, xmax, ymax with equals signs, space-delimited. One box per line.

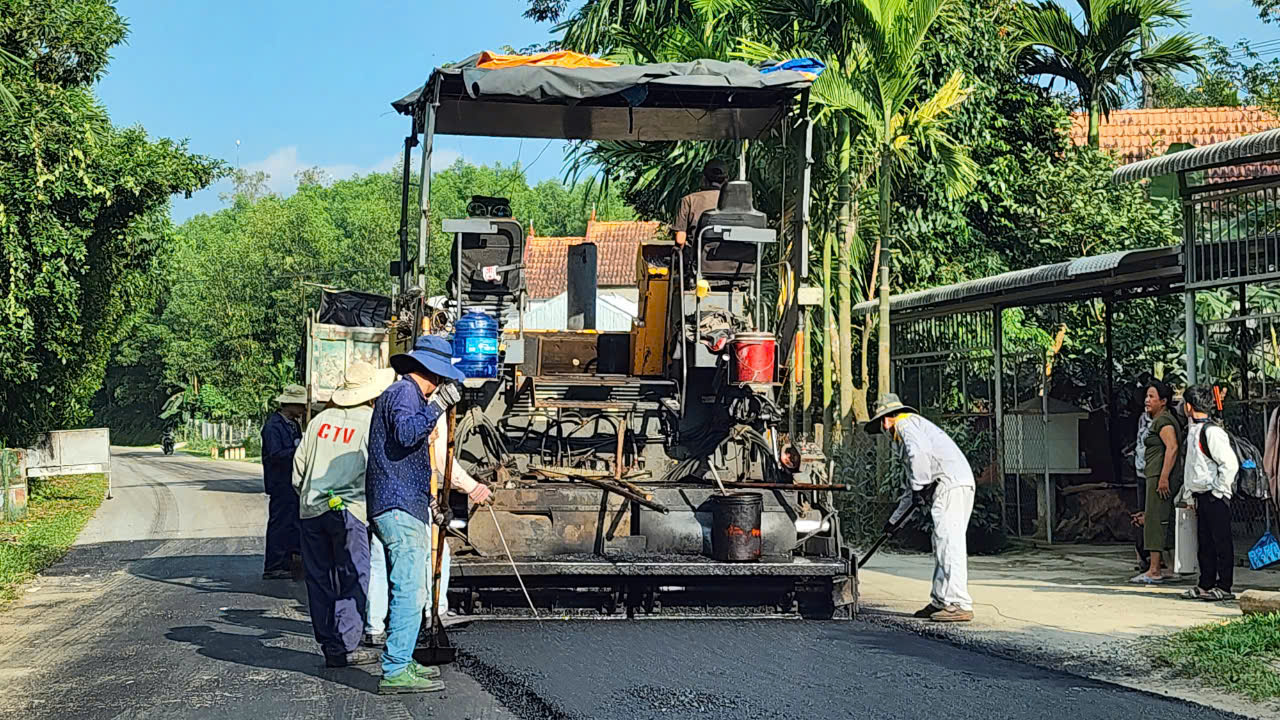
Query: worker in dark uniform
xmin=673 ymin=158 xmax=728 ymax=249
xmin=262 ymin=384 xmax=306 ymax=580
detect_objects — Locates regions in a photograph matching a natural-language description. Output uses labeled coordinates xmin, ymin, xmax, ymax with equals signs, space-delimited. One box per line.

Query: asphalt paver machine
xmin=389 ymin=54 xmax=853 ymax=618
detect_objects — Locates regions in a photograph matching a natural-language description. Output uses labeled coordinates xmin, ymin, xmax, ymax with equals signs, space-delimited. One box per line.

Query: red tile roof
xmin=524 ymin=220 xmax=664 ymax=299
xmin=1069 ymin=107 xmax=1280 ymax=180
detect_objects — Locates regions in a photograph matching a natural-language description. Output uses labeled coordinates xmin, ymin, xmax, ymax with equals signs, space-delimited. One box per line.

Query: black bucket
xmin=710 ymin=493 xmax=763 ymax=562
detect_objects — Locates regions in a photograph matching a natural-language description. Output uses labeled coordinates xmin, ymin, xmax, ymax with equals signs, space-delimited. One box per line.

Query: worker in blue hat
xmin=365 ymin=334 xmax=466 ymax=695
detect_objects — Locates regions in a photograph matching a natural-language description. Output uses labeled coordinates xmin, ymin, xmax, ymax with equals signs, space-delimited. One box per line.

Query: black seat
xmin=693 ymin=181 xmax=769 ymax=279
xmin=447 ymin=218 xmax=526 ymax=301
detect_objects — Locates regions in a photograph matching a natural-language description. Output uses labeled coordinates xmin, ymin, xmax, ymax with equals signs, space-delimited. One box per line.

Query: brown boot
xmin=930 ymin=605 xmax=974 ymax=623
xmin=912 ymin=603 xmax=941 ymax=619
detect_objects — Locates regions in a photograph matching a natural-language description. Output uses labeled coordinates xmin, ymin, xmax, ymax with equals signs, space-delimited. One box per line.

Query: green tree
xmin=736 ymin=0 xmax=977 ymax=437
xmin=0 ymin=0 xmax=220 ymax=447
xmin=1014 ymin=0 xmax=1204 ymax=148
xmin=1255 ymin=0 xmax=1280 ymax=23
xmin=100 ymin=160 xmax=635 ymax=426
xmin=1151 ymin=39 xmax=1280 ymax=111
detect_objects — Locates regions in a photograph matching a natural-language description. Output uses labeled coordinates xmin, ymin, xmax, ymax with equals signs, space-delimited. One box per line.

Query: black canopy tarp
xmin=392 ymin=56 xmax=813 ymax=142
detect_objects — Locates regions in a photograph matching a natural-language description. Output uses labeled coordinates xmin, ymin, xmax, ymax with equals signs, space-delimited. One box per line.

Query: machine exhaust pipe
xmin=567 ymin=243 xmax=598 ymax=331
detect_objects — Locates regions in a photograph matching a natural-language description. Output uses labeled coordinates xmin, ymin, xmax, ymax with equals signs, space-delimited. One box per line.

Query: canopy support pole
xmin=799 ymin=112 xmax=814 ymax=440
xmin=397 ymin=116 xmax=416 ymax=299
xmin=415 ymin=76 xmax=441 ymax=340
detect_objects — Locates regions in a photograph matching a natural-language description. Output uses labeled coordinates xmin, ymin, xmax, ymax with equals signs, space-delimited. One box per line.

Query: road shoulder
xmin=858 ymin=545 xmax=1279 ymax=719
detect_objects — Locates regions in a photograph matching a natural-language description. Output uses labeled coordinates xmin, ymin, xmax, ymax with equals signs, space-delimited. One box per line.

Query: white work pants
xmin=930 ymin=484 xmax=975 ymax=611
xmin=366 ymin=528 xmax=452 ymax=635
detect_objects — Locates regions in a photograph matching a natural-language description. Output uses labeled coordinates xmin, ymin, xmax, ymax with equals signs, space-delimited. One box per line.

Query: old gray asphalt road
xmin=0 ymin=449 xmax=1243 ymax=720
xmin=0 ymin=448 xmax=512 ymax=720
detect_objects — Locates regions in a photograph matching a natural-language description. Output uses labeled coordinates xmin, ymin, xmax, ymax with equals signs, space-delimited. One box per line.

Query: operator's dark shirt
xmin=674 ymin=189 xmax=720 ymax=237
xmin=261 ymin=411 xmax=301 ymax=494
xmin=366 ymin=377 xmax=445 ymax=525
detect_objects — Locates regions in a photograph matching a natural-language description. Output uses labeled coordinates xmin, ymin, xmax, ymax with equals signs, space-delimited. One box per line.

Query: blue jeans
xmin=371 ymin=510 xmax=428 ymax=677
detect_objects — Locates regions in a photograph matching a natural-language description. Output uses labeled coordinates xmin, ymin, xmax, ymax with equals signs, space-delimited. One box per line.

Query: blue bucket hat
xmin=390 ymin=334 xmax=466 ymax=383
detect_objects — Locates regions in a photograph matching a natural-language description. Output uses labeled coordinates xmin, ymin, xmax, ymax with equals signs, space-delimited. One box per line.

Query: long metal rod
xmin=712 ymin=480 xmax=856 ymax=492
xmin=993 ymin=305 xmax=1005 ymax=533
xmin=488 ymin=505 xmax=540 ymax=621
xmin=677 ymin=249 xmax=688 ymax=416
xmin=574 ymin=473 xmax=671 ymax=513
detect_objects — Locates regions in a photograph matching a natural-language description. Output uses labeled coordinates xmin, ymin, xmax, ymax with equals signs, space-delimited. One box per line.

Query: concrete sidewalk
xmin=858 ymin=543 xmax=1280 ymax=718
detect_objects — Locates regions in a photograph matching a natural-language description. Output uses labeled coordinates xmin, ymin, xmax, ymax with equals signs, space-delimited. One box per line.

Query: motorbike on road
xmin=162 ymin=431 xmax=175 ymax=456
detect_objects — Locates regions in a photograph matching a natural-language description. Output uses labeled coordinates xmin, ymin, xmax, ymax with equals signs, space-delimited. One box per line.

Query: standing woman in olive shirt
xmin=1133 ymin=380 xmax=1183 ymax=584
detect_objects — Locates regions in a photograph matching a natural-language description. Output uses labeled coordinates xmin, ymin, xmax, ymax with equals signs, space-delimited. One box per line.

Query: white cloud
xmin=243 ymin=145 xmax=468 ymax=197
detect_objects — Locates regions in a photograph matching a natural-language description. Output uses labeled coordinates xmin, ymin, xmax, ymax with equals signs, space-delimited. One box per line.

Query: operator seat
xmin=447 ymin=218 xmax=526 ymax=301
xmin=444 ymin=203 xmax=527 ymax=329
xmin=694 ymin=180 xmax=769 ymax=280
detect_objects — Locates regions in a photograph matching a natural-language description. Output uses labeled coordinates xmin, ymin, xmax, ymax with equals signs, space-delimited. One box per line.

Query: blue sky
xmin=96 ymin=0 xmax=1280 ymax=223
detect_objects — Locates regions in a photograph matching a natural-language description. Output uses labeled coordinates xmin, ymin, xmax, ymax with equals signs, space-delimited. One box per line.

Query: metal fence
xmin=183 ymin=419 xmax=257 ymax=447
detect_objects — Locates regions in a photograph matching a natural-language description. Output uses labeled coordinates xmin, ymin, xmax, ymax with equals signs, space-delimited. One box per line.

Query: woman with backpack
xmin=1179 ymin=385 xmax=1240 ymax=602
xmin=1132 ymin=381 xmax=1183 ymax=584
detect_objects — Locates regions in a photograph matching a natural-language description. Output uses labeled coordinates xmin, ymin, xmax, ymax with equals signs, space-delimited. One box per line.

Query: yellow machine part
xmin=632 ymin=274 xmax=669 ymax=376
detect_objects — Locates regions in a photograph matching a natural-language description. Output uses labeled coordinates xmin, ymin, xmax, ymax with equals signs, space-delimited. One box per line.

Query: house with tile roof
xmin=519 ymin=218 xmax=666 ymax=331
xmin=1068 ymin=106 xmax=1279 ymax=182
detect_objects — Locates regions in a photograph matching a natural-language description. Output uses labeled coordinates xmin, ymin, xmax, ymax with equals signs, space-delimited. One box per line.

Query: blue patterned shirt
xmin=261 ymin=411 xmax=301 ymax=493
xmin=366 ymin=377 xmax=445 ymax=524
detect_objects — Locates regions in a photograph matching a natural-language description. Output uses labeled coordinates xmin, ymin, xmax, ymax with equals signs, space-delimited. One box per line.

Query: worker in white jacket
xmin=866 ymin=394 xmax=976 ymax=623
xmin=1178 ymin=385 xmax=1240 ymax=601
xmin=364 ymin=399 xmax=492 ymax=644
xmin=423 ymin=412 xmax=490 ymax=620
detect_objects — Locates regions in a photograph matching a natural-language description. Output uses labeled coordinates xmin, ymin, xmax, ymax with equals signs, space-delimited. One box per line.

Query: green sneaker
xmin=379 ymin=668 xmax=445 ymax=695
xmin=408 ymin=661 xmax=442 ymax=680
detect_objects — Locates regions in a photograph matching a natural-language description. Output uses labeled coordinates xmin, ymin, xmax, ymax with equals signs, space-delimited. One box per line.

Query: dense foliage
xmin=92 ymin=161 xmax=634 ymax=439
xmin=0 ymin=0 xmax=220 ymax=447
xmin=1151 ymin=38 xmax=1280 ymax=110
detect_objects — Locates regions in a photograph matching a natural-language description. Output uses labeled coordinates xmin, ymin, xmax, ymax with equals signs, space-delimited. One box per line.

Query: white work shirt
xmin=888 ymin=414 xmax=975 ymax=524
xmin=429 ymin=422 xmax=480 ymax=496
xmin=1182 ymin=420 xmax=1238 ymax=501
xmin=292 ymin=405 xmax=374 ymax=524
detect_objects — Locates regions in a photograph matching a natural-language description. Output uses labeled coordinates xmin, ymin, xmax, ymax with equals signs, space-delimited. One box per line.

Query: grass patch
xmin=1153 ymin=613 xmax=1280 ymax=700
xmin=0 ymin=473 xmax=107 ymax=605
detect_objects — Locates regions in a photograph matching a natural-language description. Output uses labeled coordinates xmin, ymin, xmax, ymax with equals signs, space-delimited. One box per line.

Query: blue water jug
xmin=453 ymin=312 xmax=499 ymax=379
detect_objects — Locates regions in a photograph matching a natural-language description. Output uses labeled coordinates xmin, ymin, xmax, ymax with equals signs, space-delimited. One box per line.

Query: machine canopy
xmin=391 ymin=53 xmax=815 ymax=142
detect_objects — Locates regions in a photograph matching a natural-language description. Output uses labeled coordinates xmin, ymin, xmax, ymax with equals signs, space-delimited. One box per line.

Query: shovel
xmin=857 ymin=503 xmax=919 ymax=570
xmin=415 ymin=406 xmax=457 ymax=666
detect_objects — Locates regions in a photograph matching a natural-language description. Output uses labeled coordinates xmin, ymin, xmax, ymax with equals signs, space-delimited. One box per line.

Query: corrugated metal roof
xmin=514 ymin=291 xmax=638 ymax=332
xmin=853 ymin=246 xmax=1180 ymax=318
xmin=1113 ymin=126 xmax=1280 ymax=184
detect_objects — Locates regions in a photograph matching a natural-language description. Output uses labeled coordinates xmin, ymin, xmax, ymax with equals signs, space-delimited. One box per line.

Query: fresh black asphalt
xmin=0 ymin=450 xmax=1247 ymax=720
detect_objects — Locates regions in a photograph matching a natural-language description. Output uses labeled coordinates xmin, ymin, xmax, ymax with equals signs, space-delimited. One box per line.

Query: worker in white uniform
xmin=866 ymin=394 xmax=976 ymax=623
xmin=424 ymin=413 xmax=490 ymax=621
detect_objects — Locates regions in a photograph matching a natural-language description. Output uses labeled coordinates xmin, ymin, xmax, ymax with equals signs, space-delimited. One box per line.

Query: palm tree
xmin=744 ymin=0 xmax=977 ymax=434
xmin=1015 ymin=0 xmax=1204 ymax=148
xmin=0 ymin=47 xmax=22 ymax=113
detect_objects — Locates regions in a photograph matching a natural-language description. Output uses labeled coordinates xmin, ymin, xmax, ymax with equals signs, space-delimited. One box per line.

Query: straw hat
xmin=274 ymin=384 xmax=308 ymax=406
xmin=864 ymin=393 xmax=917 ymax=435
xmin=330 ymin=362 xmax=396 ymax=407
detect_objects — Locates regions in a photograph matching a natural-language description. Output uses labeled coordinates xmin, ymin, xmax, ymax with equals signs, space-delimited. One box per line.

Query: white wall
xmin=515 ymin=288 xmax=640 ymax=332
